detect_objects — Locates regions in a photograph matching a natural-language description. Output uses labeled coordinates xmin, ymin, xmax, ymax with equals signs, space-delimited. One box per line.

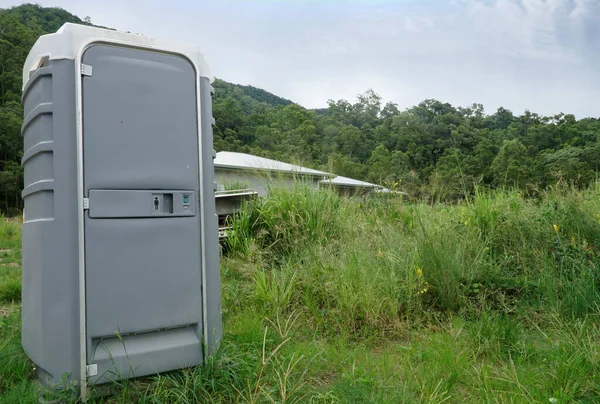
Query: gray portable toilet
xmin=21 ymin=23 xmax=222 ymax=398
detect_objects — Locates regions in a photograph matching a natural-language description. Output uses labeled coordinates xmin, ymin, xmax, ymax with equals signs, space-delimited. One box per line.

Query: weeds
xmin=0 ymin=268 xmax=20 ymax=303
xmin=1 ymin=186 xmax=600 ymax=402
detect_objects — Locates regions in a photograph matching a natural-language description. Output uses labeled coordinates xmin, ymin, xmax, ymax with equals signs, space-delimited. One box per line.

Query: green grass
xmin=0 ymin=218 xmax=22 ymax=305
xmin=2 ymin=185 xmax=600 ymax=402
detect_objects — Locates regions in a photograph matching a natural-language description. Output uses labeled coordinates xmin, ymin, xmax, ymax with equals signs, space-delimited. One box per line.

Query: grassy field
xmin=1 ymin=185 xmax=600 ymax=403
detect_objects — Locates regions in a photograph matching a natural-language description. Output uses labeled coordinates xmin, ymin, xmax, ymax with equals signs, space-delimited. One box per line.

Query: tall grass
xmin=2 ymin=185 xmax=600 ymax=402
xmin=225 ymin=183 xmax=345 ymax=260
xmin=219 ymin=184 xmax=600 ymax=401
xmin=0 ymin=217 xmax=21 ymax=304
xmin=225 ymin=184 xmax=600 ymax=331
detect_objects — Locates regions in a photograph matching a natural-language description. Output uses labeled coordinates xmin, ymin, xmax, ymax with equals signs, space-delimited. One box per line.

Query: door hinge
xmin=83 ymin=198 xmax=89 ymax=210
xmin=81 ymin=63 xmax=93 ymax=76
xmin=86 ymin=364 xmax=98 ymax=377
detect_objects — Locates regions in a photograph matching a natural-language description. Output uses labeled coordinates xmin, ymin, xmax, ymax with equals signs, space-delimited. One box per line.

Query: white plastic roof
xmin=214 ymin=152 xmax=331 ymax=178
xmin=320 ymin=175 xmax=381 ymax=188
xmin=23 ymin=23 xmax=212 ymax=90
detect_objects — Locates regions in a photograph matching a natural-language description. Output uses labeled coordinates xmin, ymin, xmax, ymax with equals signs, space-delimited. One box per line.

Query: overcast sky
xmin=3 ymin=0 xmax=599 ymax=117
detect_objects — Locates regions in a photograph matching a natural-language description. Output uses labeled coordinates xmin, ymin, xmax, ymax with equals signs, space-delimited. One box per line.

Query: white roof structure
xmin=320 ymin=175 xmax=381 ymax=189
xmin=375 ymin=187 xmax=409 ymax=196
xmin=214 ymin=151 xmax=331 ymax=178
xmin=23 ymin=23 xmax=212 ymax=90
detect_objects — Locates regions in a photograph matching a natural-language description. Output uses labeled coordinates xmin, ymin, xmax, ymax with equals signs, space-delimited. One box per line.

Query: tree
xmin=430 ymin=148 xmax=476 ymax=201
xmin=472 ymin=137 xmax=499 ymax=183
xmin=367 ymin=145 xmax=410 ymax=185
xmin=0 ymin=160 xmax=22 ymax=214
xmin=326 ymin=153 xmax=367 ymax=180
xmin=489 ymin=107 xmax=514 ymax=130
xmin=543 ymin=147 xmax=594 ymax=187
xmin=491 ymin=139 xmax=531 ymax=189
xmin=0 ymin=101 xmax=23 ymax=161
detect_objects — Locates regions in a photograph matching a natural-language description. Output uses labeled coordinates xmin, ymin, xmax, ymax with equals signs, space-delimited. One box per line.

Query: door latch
xmin=86 ymin=364 xmax=98 ymax=377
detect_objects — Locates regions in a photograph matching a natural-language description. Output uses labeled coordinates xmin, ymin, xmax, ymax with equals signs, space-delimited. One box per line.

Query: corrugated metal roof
xmin=320 ymin=176 xmax=381 ymax=188
xmin=214 ymin=151 xmax=331 ymax=177
xmin=376 ymin=187 xmax=409 ymax=196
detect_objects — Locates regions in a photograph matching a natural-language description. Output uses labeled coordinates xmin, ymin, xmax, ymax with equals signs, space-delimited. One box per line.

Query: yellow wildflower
xmin=417 ymin=283 xmax=429 ymax=295
xmin=416 ymin=267 xmax=423 ymax=277
xmin=553 ymin=224 xmax=560 ymax=234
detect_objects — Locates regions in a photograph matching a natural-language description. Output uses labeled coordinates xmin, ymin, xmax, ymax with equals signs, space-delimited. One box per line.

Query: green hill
xmin=214 ymin=79 xmax=293 ymax=109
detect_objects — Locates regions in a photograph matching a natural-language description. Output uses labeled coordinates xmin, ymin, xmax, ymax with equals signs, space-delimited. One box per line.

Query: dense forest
xmin=215 ymin=86 xmax=600 ymax=200
xmin=1 ymin=4 xmax=600 ymax=214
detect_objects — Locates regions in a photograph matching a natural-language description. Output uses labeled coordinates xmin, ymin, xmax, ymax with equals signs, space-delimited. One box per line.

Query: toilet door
xmin=81 ymin=44 xmax=203 ymax=380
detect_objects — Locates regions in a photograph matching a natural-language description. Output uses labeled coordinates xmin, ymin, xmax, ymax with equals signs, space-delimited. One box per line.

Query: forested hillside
xmin=0 ymin=4 xmax=87 ymax=214
xmin=215 ymin=91 xmax=600 ymax=200
xmin=2 ymin=4 xmax=600 ymax=214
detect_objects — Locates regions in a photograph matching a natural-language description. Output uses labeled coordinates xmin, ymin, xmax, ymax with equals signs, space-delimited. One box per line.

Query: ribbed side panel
xmin=23 ymin=74 xmax=53 ymax=116
xmin=22 ymin=66 xmax=55 ymax=223
xmin=22 ymin=114 xmax=54 ymax=152
xmin=22 ymin=191 xmax=54 ymax=222
xmin=21 ymin=59 xmax=81 ymax=388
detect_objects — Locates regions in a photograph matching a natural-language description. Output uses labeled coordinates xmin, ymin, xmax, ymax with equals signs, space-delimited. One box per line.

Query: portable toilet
xmin=20 ymin=23 xmax=222 ymax=398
